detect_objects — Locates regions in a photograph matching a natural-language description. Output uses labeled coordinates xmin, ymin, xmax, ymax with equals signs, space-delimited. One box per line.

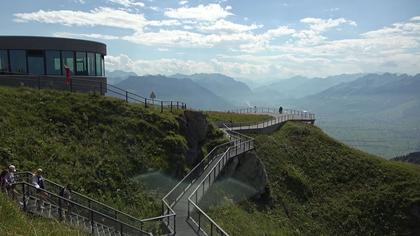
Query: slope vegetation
xmin=0 ymin=192 xmax=85 ymax=236
xmin=208 ymin=122 xmax=420 ymax=235
xmin=0 ymin=86 xmax=224 ymax=219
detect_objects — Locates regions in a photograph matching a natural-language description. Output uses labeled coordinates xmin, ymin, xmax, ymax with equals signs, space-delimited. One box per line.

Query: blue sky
xmin=1 ymin=0 xmax=420 ymax=80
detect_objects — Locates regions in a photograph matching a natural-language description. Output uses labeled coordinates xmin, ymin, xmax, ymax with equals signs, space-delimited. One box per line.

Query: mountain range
xmin=107 ymin=71 xmax=420 ymax=158
xmin=114 ymin=75 xmax=232 ymax=110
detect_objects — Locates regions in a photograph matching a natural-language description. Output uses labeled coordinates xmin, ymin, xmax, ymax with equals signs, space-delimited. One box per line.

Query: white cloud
xmin=179 ymin=0 xmax=188 ymax=5
xmin=164 ymin=4 xmax=233 ymax=21
xmin=14 ymin=7 xmax=147 ymax=31
xmin=198 ymin=19 xmax=261 ymax=33
xmin=106 ymin=54 xmax=272 ymax=78
xmin=13 ymin=5 xmax=420 ymax=78
xmin=300 ymin=17 xmax=357 ymax=32
xmin=108 ymin=0 xmax=144 ymax=7
xmin=54 ymin=32 xmax=120 ymax=40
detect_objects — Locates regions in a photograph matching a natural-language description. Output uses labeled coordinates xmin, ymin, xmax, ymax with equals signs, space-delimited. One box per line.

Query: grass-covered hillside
xmin=0 ymin=86 xmax=224 ymax=219
xmin=208 ymin=122 xmax=420 ymax=235
xmin=0 ymin=193 xmax=85 ymax=236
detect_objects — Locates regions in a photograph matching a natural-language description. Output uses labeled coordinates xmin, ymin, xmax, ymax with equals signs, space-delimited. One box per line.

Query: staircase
xmin=12 ymin=173 xmax=152 ymax=236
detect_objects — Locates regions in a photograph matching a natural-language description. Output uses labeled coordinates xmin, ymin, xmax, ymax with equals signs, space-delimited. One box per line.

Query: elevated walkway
xmin=8 ymin=107 xmax=315 ymax=236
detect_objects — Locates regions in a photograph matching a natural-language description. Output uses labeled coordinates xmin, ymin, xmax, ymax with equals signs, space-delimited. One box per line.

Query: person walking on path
xmin=32 ymin=168 xmax=47 ymax=209
xmin=0 ymin=167 xmax=8 ymax=193
xmin=4 ymin=165 xmax=17 ymax=200
xmin=59 ymin=184 xmax=72 ymax=219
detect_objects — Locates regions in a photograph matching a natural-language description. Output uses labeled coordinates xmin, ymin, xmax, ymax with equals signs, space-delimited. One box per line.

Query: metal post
xmin=120 ymin=223 xmax=123 ymax=236
xmin=58 ymin=195 xmax=63 ymax=221
xmin=90 ymin=209 xmax=94 ymax=234
xmin=198 ymin=212 xmax=201 ymax=231
xmin=144 ymin=98 xmax=147 ymax=108
xmin=188 ymin=201 xmax=190 ymax=218
xmin=174 ymin=215 xmax=176 ymax=234
xmin=125 ymin=91 xmax=128 ymax=102
xmin=22 ymin=184 xmax=27 ymax=211
xmin=170 ymin=101 xmax=173 ymax=112
xmin=161 ymin=101 xmax=163 ymax=113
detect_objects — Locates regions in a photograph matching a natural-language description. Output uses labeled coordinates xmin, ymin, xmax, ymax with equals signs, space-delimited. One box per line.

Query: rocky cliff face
xmin=221 ymin=151 xmax=271 ymax=203
xmin=177 ymin=110 xmax=211 ymax=166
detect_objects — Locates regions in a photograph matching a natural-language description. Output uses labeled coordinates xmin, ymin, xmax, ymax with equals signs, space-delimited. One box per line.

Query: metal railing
xmin=185 ymin=108 xmax=315 ymax=236
xmin=15 ymin=172 xmax=155 ymax=233
xmin=187 ymin=127 xmax=254 ymax=236
xmin=12 ymin=181 xmax=151 ymax=236
xmin=0 ymin=74 xmax=187 ymax=112
xmin=222 ymin=108 xmax=315 ymax=130
xmin=140 ymin=140 xmax=240 ymax=234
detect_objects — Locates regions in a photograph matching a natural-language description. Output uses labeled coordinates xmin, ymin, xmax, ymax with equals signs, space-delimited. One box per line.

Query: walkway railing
xmin=12 ymin=180 xmax=151 ymax=236
xmin=0 ymin=74 xmax=187 ymax=112
xmin=187 ymin=128 xmax=254 ymax=236
xmin=15 ymin=172 xmax=154 ymax=233
xmin=222 ymin=108 xmax=315 ymax=130
xmin=142 ymin=140 xmax=240 ymax=234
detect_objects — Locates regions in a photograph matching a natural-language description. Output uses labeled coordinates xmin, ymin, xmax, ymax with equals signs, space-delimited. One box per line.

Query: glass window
xmin=46 ymin=50 xmax=61 ymax=75
xmin=62 ymin=51 xmax=74 ymax=74
xmin=27 ymin=50 xmax=45 ymax=75
xmin=95 ymin=53 xmax=103 ymax=76
xmin=0 ymin=50 xmax=9 ymax=73
xmin=102 ymin=55 xmax=105 ymax=76
xmin=87 ymin=52 xmax=95 ymax=76
xmin=9 ymin=50 xmax=27 ymax=74
xmin=76 ymin=51 xmax=87 ymax=75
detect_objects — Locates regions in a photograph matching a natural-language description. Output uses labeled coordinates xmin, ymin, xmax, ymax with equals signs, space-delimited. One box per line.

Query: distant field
xmin=205 ymin=111 xmax=272 ymax=124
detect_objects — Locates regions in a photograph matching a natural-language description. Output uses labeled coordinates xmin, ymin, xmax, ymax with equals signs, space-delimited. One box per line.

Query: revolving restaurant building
xmin=0 ymin=36 xmax=107 ymax=93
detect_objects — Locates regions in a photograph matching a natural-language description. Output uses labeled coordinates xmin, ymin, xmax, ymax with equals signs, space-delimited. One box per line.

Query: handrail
xmin=185 ymin=123 xmax=255 ymax=236
xmin=0 ymin=73 xmax=187 ymax=111
xmin=146 ymin=139 xmax=238 ymax=233
xmin=185 ymin=110 xmax=314 ymax=236
xmin=15 ymin=172 xmax=147 ymax=230
xmin=12 ymin=181 xmax=152 ymax=236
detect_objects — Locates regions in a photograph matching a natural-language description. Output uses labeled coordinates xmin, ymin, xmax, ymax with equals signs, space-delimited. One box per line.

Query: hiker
xmin=59 ymin=184 xmax=72 ymax=218
xmin=4 ymin=165 xmax=17 ymax=200
xmin=32 ymin=168 xmax=47 ymax=209
xmin=0 ymin=167 xmax=9 ymax=193
xmin=254 ymin=106 xmax=257 ymax=113
xmin=279 ymin=106 xmax=283 ymax=114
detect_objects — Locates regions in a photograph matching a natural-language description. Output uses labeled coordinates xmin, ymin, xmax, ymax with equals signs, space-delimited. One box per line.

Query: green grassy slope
xmin=0 ymin=86 xmax=224 ymax=219
xmin=0 ymin=193 xmax=85 ymax=236
xmin=208 ymin=122 xmax=420 ymax=235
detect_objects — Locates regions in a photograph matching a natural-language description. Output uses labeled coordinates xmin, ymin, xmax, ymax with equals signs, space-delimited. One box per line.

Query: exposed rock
xmin=177 ymin=110 xmax=210 ymax=166
xmin=222 ymin=150 xmax=272 ymax=204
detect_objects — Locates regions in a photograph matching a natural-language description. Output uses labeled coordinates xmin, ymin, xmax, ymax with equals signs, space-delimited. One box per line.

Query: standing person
xmin=0 ymin=167 xmax=8 ymax=193
xmin=4 ymin=165 xmax=17 ymax=200
xmin=32 ymin=169 xmax=47 ymax=209
xmin=59 ymin=184 xmax=72 ymax=218
xmin=279 ymin=106 xmax=283 ymax=114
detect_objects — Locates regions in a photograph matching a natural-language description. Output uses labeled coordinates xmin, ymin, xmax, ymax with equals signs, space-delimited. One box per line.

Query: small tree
xmin=150 ymin=91 xmax=156 ymax=102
